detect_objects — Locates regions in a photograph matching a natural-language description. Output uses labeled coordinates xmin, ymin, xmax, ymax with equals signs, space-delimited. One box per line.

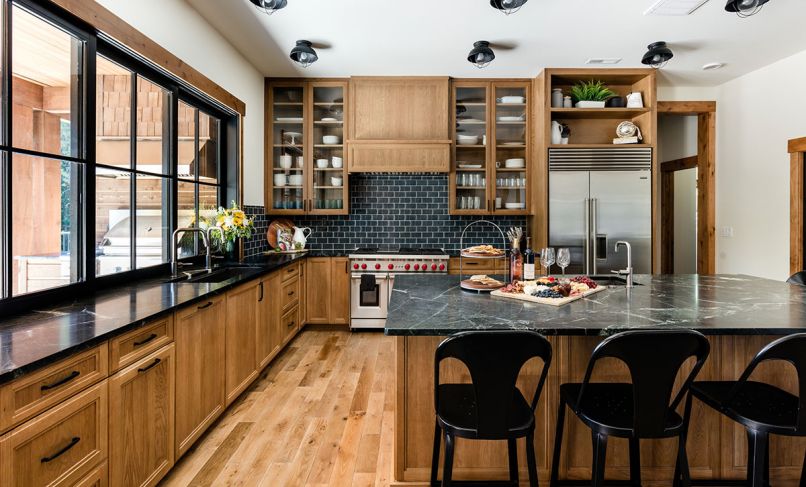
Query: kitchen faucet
xmin=171 ymin=228 xmax=209 ymax=277
xmin=612 ymin=241 xmax=634 ymax=288
xmin=206 ymin=227 xmax=225 ymax=272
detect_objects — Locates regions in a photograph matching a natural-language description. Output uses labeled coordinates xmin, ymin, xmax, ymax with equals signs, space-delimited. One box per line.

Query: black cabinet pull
xmin=197 ymin=301 xmax=213 ymax=310
xmin=258 ymin=282 xmax=264 ymax=302
xmin=41 ymin=437 xmax=80 ymax=463
xmin=287 ymin=320 xmax=295 ymax=328
xmin=41 ymin=371 xmax=80 ymax=391
xmin=287 ymin=291 xmax=294 ymax=296
xmin=133 ymin=333 xmax=158 ymax=347
xmin=138 ymin=358 xmax=161 ymax=373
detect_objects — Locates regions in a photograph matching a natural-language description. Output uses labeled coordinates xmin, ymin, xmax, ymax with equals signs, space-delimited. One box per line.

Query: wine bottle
xmin=510 ymin=238 xmax=523 ymax=282
xmin=523 ymin=237 xmax=535 ymax=280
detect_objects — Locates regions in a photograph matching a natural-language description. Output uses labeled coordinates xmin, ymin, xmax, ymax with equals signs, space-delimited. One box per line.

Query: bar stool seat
xmin=437 ymin=383 xmax=535 ymax=439
xmin=560 ymin=383 xmax=685 ymax=436
xmin=692 ymin=380 xmax=799 ymax=434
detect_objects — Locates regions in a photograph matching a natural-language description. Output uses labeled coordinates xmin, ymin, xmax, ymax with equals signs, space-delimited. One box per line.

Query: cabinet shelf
xmin=456 ymin=102 xmax=486 ymax=106
xmin=314 ymin=144 xmax=343 ymax=148
xmin=313 ymin=102 xmax=343 ymax=106
xmin=550 ymin=107 xmax=651 ymax=119
xmin=456 ymin=186 xmax=486 ymax=190
xmin=314 ymin=121 xmax=343 ymax=125
xmin=548 ymin=143 xmax=652 ymax=149
xmin=273 ymin=102 xmax=303 ymax=106
xmin=496 ymin=144 xmax=526 ymax=149
xmin=456 ymin=144 xmax=487 ymax=149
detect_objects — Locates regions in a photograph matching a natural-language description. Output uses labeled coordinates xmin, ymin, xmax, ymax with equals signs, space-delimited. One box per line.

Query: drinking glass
xmin=541 ymin=248 xmax=555 ymax=275
xmin=557 ymin=248 xmax=571 ymax=275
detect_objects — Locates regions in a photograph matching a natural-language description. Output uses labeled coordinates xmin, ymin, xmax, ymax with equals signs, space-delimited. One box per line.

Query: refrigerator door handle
xmin=591 ymin=198 xmax=598 ymax=275
xmin=584 ymin=197 xmax=590 ymax=274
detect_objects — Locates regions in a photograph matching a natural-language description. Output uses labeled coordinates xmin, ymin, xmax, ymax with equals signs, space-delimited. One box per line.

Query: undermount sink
xmin=166 ymin=267 xmax=262 ymax=284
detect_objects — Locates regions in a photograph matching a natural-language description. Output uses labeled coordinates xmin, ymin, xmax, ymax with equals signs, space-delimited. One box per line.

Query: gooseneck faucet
xmin=206 ymin=227 xmax=226 ymax=272
xmin=171 ymin=228 xmax=209 ymax=276
xmin=612 ymin=241 xmax=634 ymax=288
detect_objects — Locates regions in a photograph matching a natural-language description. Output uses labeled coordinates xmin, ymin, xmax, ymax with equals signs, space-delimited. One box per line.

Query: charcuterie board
xmin=491 ymin=285 xmax=607 ymax=306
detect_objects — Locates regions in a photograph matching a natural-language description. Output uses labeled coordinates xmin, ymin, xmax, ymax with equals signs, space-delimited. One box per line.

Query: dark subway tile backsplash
xmin=244 ymin=174 xmax=528 ymax=257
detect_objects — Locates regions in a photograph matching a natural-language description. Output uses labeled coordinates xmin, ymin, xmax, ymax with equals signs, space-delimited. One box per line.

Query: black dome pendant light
xmin=490 ymin=0 xmax=528 ymax=15
xmin=290 ymin=40 xmax=318 ymax=68
xmin=248 ymin=0 xmax=288 ymax=15
xmin=725 ymin=0 xmax=770 ymax=17
xmin=641 ymin=41 xmax=674 ymax=69
xmin=468 ymin=41 xmax=495 ymax=69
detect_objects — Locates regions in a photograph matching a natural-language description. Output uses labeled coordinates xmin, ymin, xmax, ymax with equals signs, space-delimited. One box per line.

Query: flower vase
xmin=224 ymin=239 xmax=237 ymax=261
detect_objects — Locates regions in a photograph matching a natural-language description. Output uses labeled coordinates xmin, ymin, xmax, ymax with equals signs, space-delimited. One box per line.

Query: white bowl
xmin=323 ymin=135 xmax=341 ymax=145
xmin=332 ymin=156 xmax=343 ymax=168
xmin=279 ymin=155 xmax=292 ymax=169
xmin=500 ymin=96 xmax=525 ymax=104
xmin=505 ymin=203 xmax=526 ymax=209
xmin=457 ymin=135 xmax=479 ymax=145
xmin=316 ymin=159 xmax=329 ymax=169
xmin=288 ymin=175 xmax=303 ymax=186
xmin=296 ymin=156 xmax=304 ymax=168
xmin=505 ymin=158 xmax=525 ymax=168
xmin=274 ymin=175 xmax=287 ymax=187
xmin=331 ymin=177 xmax=343 ymax=187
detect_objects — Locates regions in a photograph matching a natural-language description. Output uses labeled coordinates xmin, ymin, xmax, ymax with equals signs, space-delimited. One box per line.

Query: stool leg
xmin=747 ymin=430 xmax=768 ymax=487
xmin=764 ymin=438 xmax=770 ymax=487
xmin=550 ymin=400 xmax=566 ymax=487
xmin=526 ymin=431 xmax=539 ymax=487
xmin=508 ymin=438 xmax=519 ymax=485
xmin=442 ymin=431 xmax=455 ymax=487
xmin=431 ymin=420 xmax=441 ymax=487
xmin=800 ymin=450 xmax=806 ymax=487
xmin=676 ymin=433 xmax=691 ymax=487
xmin=591 ymin=432 xmax=608 ymax=487
xmin=629 ymin=437 xmax=641 ymax=487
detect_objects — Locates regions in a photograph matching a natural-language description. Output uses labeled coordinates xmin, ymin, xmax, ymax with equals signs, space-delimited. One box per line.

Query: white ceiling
xmin=186 ymin=0 xmax=806 ymax=87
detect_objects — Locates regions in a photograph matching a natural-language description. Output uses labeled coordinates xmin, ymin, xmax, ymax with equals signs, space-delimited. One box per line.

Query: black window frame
xmin=0 ymin=0 xmax=239 ymax=317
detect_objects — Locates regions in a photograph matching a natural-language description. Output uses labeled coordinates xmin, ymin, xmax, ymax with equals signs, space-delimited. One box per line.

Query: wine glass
xmin=541 ymin=248 xmax=555 ymax=276
xmin=557 ymin=248 xmax=571 ymax=275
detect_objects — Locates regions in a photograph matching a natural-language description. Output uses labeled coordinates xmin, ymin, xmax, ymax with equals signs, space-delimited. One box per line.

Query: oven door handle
xmin=351 ymin=273 xmax=390 ymax=280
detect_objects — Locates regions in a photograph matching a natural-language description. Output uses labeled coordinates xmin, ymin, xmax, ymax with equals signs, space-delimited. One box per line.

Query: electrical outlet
xmin=720 ymin=227 xmax=734 ymax=238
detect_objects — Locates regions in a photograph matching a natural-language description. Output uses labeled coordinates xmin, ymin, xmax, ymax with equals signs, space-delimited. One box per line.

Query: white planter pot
xmin=575 ymin=100 xmax=606 ymax=108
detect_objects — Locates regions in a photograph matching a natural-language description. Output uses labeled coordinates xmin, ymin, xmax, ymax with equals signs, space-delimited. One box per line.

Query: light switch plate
xmin=720 ymin=227 xmax=734 ymax=238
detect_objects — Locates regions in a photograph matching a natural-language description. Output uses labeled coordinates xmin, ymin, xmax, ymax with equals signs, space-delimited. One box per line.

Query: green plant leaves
xmin=570 ymin=80 xmax=617 ymax=102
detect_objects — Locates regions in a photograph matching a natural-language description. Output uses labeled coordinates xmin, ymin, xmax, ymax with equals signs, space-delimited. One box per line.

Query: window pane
xmin=11 ymin=153 xmax=81 ymax=295
xmin=178 ymin=101 xmax=196 ymax=180
xmin=136 ymin=77 xmax=170 ymax=175
xmin=199 ymin=111 xmax=219 ymax=184
xmin=177 ymin=180 xmax=197 ymax=257
xmin=12 ymin=6 xmax=83 ymax=158
xmin=199 ymin=184 xmax=219 ymax=214
xmin=95 ymin=169 xmax=131 ymax=276
xmin=135 ymin=176 xmax=168 ymax=268
xmin=96 ymin=56 xmax=132 ymax=169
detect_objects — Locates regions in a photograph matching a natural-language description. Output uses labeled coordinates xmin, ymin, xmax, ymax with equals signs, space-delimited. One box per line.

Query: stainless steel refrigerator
xmin=548 ymin=148 xmax=652 ymax=275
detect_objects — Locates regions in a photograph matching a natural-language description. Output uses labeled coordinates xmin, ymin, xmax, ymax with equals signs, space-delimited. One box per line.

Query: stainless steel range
xmin=348 ymin=248 xmax=449 ymax=330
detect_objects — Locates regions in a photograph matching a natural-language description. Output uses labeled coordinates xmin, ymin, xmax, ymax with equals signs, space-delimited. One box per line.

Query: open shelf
xmin=548 ymin=143 xmax=652 ymax=149
xmin=550 ymin=107 xmax=651 ymax=119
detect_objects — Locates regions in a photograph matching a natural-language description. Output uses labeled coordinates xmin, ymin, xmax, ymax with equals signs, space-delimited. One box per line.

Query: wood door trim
xmin=788 ymin=137 xmax=806 ymax=153
xmin=661 ymin=155 xmax=699 ymax=173
xmin=790 ymin=141 xmax=805 ymax=275
xmin=657 ymin=101 xmax=716 ymax=115
xmin=661 ymin=171 xmax=675 ymax=274
xmin=49 ymin=0 xmax=245 ymax=115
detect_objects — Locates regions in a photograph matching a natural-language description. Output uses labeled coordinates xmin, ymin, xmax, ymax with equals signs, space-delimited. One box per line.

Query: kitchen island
xmin=386 ymin=274 xmax=806 ymax=486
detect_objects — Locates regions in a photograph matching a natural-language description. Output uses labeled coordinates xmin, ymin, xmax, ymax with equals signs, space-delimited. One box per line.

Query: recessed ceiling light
xmin=586 ymin=58 xmax=622 ymax=65
xmin=644 ymin=0 xmax=710 ymax=16
xmin=702 ymin=62 xmax=726 ymax=71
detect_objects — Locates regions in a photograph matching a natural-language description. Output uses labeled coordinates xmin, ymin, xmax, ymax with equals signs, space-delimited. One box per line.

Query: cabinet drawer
xmin=281 ymin=305 xmax=299 ymax=344
xmin=73 ymin=461 xmax=107 ymax=487
xmin=108 ymin=317 xmax=173 ymax=372
xmin=1 ymin=345 xmax=108 ymax=432
xmin=281 ymin=277 xmax=300 ymax=311
xmin=281 ymin=262 xmax=299 ymax=283
xmin=0 ymin=381 xmax=108 ymax=487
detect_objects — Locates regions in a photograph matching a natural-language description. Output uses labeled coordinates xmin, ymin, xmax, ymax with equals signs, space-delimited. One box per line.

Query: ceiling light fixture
xmin=248 ymin=0 xmax=288 ymax=15
xmin=468 ymin=41 xmax=495 ymax=69
xmin=290 ymin=40 xmax=318 ymax=68
xmin=641 ymin=41 xmax=674 ymax=69
xmin=490 ymin=0 xmax=528 ymax=15
xmin=724 ymin=0 xmax=769 ymax=17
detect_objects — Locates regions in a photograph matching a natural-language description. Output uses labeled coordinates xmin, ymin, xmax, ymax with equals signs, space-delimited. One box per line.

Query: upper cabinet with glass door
xmin=268 ymin=82 xmax=307 ymax=214
xmin=310 ymin=81 xmax=348 ymax=214
xmin=451 ymin=82 xmax=490 ymax=214
xmin=492 ymin=82 xmax=530 ymax=215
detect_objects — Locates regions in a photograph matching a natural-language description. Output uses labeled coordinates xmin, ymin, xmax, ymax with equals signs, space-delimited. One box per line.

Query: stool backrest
xmin=728 ymin=333 xmax=806 ymax=431
xmin=434 ymin=330 xmax=552 ymax=437
xmin=576 ymin=329 xmax=710 ymax=437
xmin=787 ymin=271 xmax=806 ymax=285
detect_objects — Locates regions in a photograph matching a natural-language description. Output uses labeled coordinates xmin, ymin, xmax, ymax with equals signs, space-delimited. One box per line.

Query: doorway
xmin=657 ymin=101 xmax=717 ymax=274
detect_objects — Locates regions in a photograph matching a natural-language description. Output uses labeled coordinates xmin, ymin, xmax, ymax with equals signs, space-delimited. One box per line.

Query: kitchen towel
xmin=360 ymin=274 xmax=376 ymax=293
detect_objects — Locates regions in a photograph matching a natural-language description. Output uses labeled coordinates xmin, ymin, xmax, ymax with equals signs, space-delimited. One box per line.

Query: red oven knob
xmin=404 ymin=264 xmax=411 ymax=270
xmin=388 ymin=264 xmax=394 ymax=270
xmin=414 ymin=264 xmax=420 ymax=270
xmin=431 ymin=264 xmax=437 ymax=270
xmin=375 ymin=263 xmax=381 ymax=270
xmin=421 ymin=265 xmax=427 ymax=271
xmin=439 ymin=264 xmax=445 ymax=271
xmin=353 ymin=263 xmax=359 ymax=270
xmin=361 ymin=263 xmax=367 ymax=270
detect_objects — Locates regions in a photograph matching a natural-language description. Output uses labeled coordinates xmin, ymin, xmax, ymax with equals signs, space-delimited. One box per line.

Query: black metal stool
xmin=550 ymin=329 xmax=711 ymax=487
xmin=691 ymin=333 xmax=806 ymax=487
xmin=787 ymin=272 xmax=806 ymax=285
xmin=431 ymin=330 xmax=552 ymax=487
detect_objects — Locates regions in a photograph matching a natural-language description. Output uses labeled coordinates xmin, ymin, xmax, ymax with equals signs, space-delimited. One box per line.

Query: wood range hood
xmin=346 ymin=77 xmax=451 ymax=173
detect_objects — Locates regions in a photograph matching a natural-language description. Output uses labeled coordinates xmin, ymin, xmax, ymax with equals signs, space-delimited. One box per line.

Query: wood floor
xmin=161 ymin=328 xmax=395 ymax=487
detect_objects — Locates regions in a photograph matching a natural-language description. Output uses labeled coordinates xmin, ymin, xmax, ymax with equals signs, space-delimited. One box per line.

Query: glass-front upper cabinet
xmin=310 ymin=81 xmax=348 ymax=213
xmin=451 ymin=82 xmax=490 ymax=214
xmin=268 ymin=82 xmax=306 ymax=214
xmin=492 ymin=82 xmax=530 ymax=215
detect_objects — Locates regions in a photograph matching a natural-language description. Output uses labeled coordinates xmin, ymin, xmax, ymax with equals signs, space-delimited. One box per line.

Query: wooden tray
xmin=460 ymin=251 xmax=506 ymax=259
xmin=460 ymin=279 xmax=505 ymax=292
xmin=267 ymin=218 xmax=295 ymax=248
xmin=490 ymin=285 xmax=607 ymax=306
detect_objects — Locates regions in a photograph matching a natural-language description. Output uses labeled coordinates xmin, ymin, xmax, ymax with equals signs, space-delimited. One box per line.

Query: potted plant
xmin=570 ymin=80 xmax=617 ymax=109
xmin=201 ymin=202 xmax=254 ymax=261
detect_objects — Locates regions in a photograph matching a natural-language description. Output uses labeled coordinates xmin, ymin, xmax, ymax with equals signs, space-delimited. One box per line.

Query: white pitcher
xmin=551 ymin=121 xmax=563 ymax=145
xmin=292 ymin=226 xmax=312 ymax=250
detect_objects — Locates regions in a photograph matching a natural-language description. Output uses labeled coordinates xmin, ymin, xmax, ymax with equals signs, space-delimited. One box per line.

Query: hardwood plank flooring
xmin=161 ymin=329 xmax=395 ymax=487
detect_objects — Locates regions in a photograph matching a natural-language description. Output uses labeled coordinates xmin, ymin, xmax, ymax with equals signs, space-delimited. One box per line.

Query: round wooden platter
xmin=460 ymin=279 xmax=506 ymax=292
xmin=267 ymin=218 xmax=295 ymax=248
xmin=460 ymin=250 xmax=507 ymax=259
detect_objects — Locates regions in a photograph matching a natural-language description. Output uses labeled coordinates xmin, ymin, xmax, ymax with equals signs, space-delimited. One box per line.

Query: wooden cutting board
xmin=490 ymin=285 xmax=607 ymax=306
xmin=267 ymin=218 xmax=295 ymax=249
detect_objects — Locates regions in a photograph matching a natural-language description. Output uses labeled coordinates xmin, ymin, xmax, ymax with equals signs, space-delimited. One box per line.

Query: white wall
xmin=98 ymin=0 xmax=265 ymax=206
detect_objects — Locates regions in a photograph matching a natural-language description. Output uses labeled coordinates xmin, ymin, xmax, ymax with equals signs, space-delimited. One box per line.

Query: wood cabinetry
xmin=108 ymin=317 xmax=173 ymax=372
xmin=256 ymin=273 xmax=280 ymax=369
xmin=348 ymin=77 xmax=451 ymax=173
xmin=450 ymin=79 xmax=532 ymax=215
xmin=174 ymin=296 xmax=226 ymax=457
xmin=109 ymin=345 xmax=175 ymax=487
xmin=265 ymin=79 xmax=349 ymax=215
xmin=0 ymin=382 xmax=108 ymax=487
xmin=225 ymin=281 xmax=260 ymax=406
xmin=305 ymin=257 xmax=350 ymax=326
